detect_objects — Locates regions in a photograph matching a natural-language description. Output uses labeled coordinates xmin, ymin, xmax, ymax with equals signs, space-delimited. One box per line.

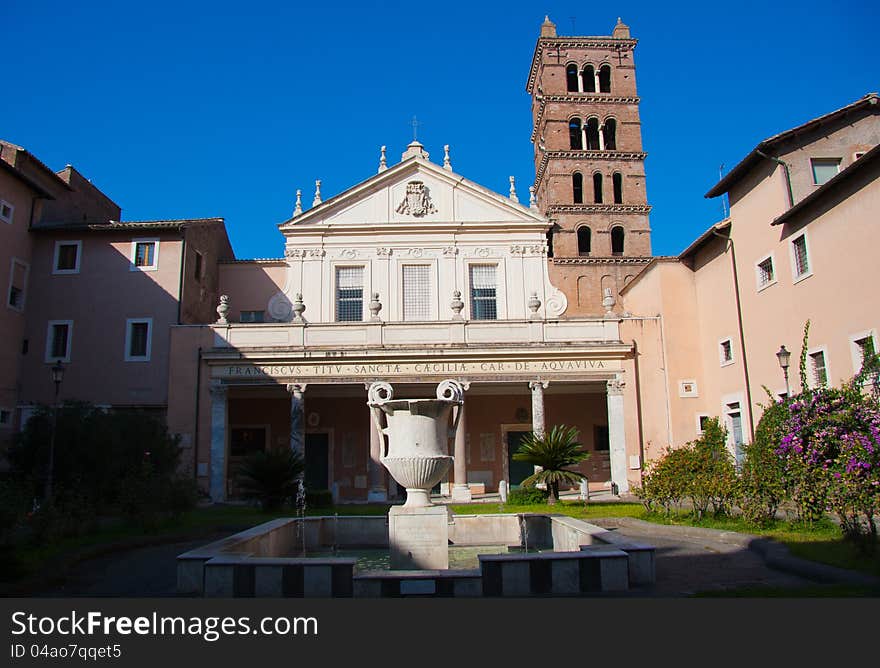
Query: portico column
xmin=367 ymin=388 xmax=388 ymax=502
xmin=606 ymin=376 xmax=629 ymax=494
xmin=451 ymin=386 xmax=471 ymax=503
xmin=287 ymin=383 xmax=306 ymax=458
xmin=529 ymin=380 xmax=549 ymax=438
xmin=209 ymin=381 xmax=228 ymax=503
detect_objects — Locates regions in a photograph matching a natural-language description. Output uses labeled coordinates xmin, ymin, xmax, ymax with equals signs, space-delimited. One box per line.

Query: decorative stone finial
xmin=443 ymin=145 xmax=452 ymax=171
xmin=450 ymin=290 xmax=464 ymax=319
xmin=602 ymin=287 xmax=616 ymax=315
xmin=509 ymin=176 xmax=519 ymax=203
xmin=292 ymin=293 xmax=306 ymax=322
xmin=369 ymin=292 xmax=382 ymax=321
xmin=293 ymin=189 xmax=302 ymax=217
xmin=529 ymin=186 xmax=538 ymax=210
xmin=312 ymin=180 xmax=322 ymax=207
xmin=402 ymin=140 xmax=430 ymax=161
xmin=378 ymin=146 xmax=387 ymax=173
xmin=528 ymin=292 xmax=541 ymax=318
xmin=612 ymin=17 xmax=631 ymax=39
xmin=540 ymin=15 xmax=557 ymax=38
xmin=216 ymin=295 xmax=230 ymax=324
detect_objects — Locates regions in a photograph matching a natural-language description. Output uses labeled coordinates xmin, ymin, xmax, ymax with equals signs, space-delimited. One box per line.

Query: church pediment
xmin=278 ymin=157 xmax=546 ymax=232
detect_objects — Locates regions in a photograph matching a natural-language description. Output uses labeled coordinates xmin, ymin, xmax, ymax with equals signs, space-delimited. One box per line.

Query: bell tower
xmin=527 ymin=16 xmax=652 ymax=315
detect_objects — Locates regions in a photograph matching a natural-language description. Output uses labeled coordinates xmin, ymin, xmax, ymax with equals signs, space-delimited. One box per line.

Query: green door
xmin=507 ymin=431 xmax=534 ymax=488
xmin=304 ymin=432 xmax=329 ymax=492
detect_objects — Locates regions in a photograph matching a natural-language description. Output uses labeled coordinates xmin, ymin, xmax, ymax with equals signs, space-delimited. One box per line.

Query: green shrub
xmin=235 ymin=449 xmax=305 ymax=512
xmin=741 ymin=393 xmax=789 ymax=525
xmin=511 ymin=425 xmax=589 ymax=503
xmin=507 ymin=486 xmax=549 ymax=505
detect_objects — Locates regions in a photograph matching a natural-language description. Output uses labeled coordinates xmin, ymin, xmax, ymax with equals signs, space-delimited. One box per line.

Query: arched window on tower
xmin=598 ymin=65 xmax=612 ymax=93
xmin=577 ymin=227 xmax=591 ymax=255
xmin=603 ymin=118 xmax=617 ymax=150
xmin=572 ymin=172 xmax=583 ymax=204
xmin=593 ymin=173 xmax=603 ymax=204
xmin=581 ymin=65 xmax=596 ymax=93
xmin=585 ymin=118 xmax=600 ymax=151
xmin=613 ymin=172 xmax=623 ymax=203
xmin=565 ymin=64 xmax=580 ymax=92
xmin=611 ymin=226 xmax=625 ymax=255
xmin=569 ymin=118 xmax=583 ymax=150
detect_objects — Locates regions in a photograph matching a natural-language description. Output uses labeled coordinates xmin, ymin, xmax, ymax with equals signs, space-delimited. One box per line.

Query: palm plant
xmin=235 ymin=449 xmax=304 ymax=511
xmin=512 ymin=425 xmax=589 ymax=504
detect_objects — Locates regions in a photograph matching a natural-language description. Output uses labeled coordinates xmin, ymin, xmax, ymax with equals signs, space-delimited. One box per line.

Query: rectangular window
xmin=335 ymin=266 xmax=363 ymax=322
xmin=594 ymin=425 xmax=610 ymax=451
xmin=130 ymin=239 xmax=159 ymax=271
xmin=810 ymin=158 xmax=841 ymax=185
xmin=46 ymin=320 xmax=73 ymax=362
xmin=792 ymin=234 xmax=810 ymax=279
xmin=402 ymin=265 xmax=431 ymax=321
xmin=240 ymin=310 xmax=265 ymax=323
xmin=0 ymin=200 xmax=13 ymax=224
xmin=469 ymin=264 xmax=497 ymax=320
xmin=852 ymin=334 xmax=876 ymax=374
xmin=810 ymin=350 xmax=829 ymax=387
xmin=697 ymin=414 xmax=711 ymax=434
xmin=7 ymin=259 xmax=28 ymax=311
xmin=719 ymin=338 xmax=734 ymax=365
xmin=230 ymin=427 xmax=266 ymax=457
xmin=125 ymin=318 xmax=152 ymax=361
xmin=756 ymin=255 xmax=775 ymax=289
xmin=194 ymin=251 xmax=203 ymax=280
xmin=53 ymin=241 xmax=82 ymax=274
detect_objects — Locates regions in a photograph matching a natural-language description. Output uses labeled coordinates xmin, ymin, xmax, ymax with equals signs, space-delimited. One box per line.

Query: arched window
xmin=585 ymin=117 xmax=600 ymax=150
xmin=572 ymin=172 xmax=583 ymax=204
xmin=582 ymin=65 xmax=596 ymax=93
xmin=546 ymin=230 xmax=554 ymax=258
xmin=598 ymin=65 xmax=612 ymax=93
xmin=603 ymin=118 xmax=617 ymax=150
xmin=577 ymin=227 xmax=591 ymax=255
xmin=593 ymin=173 xmax=603 ymax=203
xmin=613 ymin=172 xmax=623 ymax=203
xmin=569 ymin=118 xmax=583 ymax=150
xmin=611 ymin=226 xmax=625 ymax=255
xmin=565 ymin=64 xmax=579 ymax=92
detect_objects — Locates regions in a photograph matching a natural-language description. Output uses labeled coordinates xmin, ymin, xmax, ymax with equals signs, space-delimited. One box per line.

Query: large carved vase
xmin=368 ymin=380 xmax=463 ymax=508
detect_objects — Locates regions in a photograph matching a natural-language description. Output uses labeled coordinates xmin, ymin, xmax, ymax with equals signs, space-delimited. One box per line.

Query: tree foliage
xmin=512 ymin=425 xmax=589 ymax=504
xmin=235 ymin=449 xmax=305 ymax=511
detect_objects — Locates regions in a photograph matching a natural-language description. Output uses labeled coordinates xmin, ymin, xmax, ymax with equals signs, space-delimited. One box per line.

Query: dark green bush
xmin=235 ymin=449 xmax=305 ymax=511
xmin=507 ymin=486 xmax=550 ymax=505
xmin=740 ymin=393 xmax=789 ymax=525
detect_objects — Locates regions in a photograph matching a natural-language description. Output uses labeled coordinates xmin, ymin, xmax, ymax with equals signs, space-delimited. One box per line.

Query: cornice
xmin=546 ymin=204 xmax=652 ymax=215
xmin=527 ymin=37 xmax=637 ymax=93
xmin=531 ymin=96 xmax=640 ymax=142
xmin=550 ymin=256 xmax=652 ymax=265
xmin=533 ymin=151 xmax=648 ymax=192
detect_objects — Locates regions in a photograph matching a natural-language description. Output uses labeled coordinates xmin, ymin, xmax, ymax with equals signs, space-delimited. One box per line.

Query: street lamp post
xmin=776 ymin=345 xmax=791 ymax=398
xmin=45 ymin=361 xmax=65 ymax=503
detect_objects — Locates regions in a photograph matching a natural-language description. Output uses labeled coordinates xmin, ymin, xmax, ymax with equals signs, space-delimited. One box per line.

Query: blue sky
xmin=3 ymin=1 xmax=877 ymax=259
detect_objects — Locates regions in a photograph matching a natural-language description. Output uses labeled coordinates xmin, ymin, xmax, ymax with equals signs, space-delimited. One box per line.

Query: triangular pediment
xmin=279 ymin=157 xmax=546 ymax=231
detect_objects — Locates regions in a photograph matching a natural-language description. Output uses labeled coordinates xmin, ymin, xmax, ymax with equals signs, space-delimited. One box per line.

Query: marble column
xmin=529 ymin=380 xmax=548 ymax=438
xmin=287 ymin=383 xmax=306 ymax=458
xmin=367 ymin=397 xmax=387 ymax=502
xmin=451 ymin=396 xmax=471 ymax=503
xmin=209 ymin=382 xmax=228 ymax=503
xmin=606 ymin=376 xmax=629 ymax=494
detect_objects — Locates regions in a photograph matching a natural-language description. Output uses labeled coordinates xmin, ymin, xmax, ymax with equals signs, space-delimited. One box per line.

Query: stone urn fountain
xmin=368 ymin=379 xmax=464 ymax=568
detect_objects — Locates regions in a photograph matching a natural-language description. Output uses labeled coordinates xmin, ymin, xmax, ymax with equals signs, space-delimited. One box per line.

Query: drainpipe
xmin=756 ymin=149 xmax=794 ymax=209
xmin=711 ymin=227 xmax=756 ymax=442
xmin=193 ymin=346 xmax=202 ymax=479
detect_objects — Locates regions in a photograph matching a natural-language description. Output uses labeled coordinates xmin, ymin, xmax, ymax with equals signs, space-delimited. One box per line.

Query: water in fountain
xmin=295 ymin=478 xmax=307 ymax=557
xmin=333 ymin=512 xmax=339 ymax=556
xmin=519 ymin=514 xmax=529 ymax=554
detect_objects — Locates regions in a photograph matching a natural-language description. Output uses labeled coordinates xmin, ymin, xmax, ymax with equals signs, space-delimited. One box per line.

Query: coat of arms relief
xmin=396 ymin=181 xmax=437 ymax=217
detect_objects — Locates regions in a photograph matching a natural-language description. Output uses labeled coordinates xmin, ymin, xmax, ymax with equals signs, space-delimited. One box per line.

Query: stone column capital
xmin=529 ymin=380 xmax=549 ymax=391
xmin=286 ymin=382 xmax=307 ymax=396
xmin=209 ymin=381 xmax=227 ymax=398
xmin=606 ymin=377 xmax=625 ymax=396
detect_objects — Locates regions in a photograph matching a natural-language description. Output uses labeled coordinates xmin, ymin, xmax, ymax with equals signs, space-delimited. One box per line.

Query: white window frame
xmin=45 ymin=319 xmax=73 ymax=363
xmin=789 ymin=231 xmax=813 ymax=284
xmin=754 ymin=252 xmax=777 ymax=292
xmin=7 ymin=257 xmax=29 ymax=312
xmin=678 ymin=379 xmax=699 ymax=398
xmin=722 ymin=393 xmax=749 ymax=463
xmin=854 ymin=151 xmax=866 ymax=161
xmin=719 ymin=337 xmax=735 ymax=367
xmin=399 ymin=262 xmax=434 ymax=322
xmin=807 ymin=346 xmax=831 ymax=388
xmin=465 ymin=260 xmax=507 ymax=320
xmin=695 ymin=413 xmax=711 ymax=435
xmin=130 ymin=238 xmax=160 ymax=272
xmin=0 ymin=199 xmax=14 ymax=224
xmin=0 ymin=407 xmax=12 ymax=429
xmin=849 ymin=329 xmax=878 ymax=374
xmin=333 ymin=264 xmax=365 ymax=323
xmin=810 ymin=157 xmax=841 ymax=185
xmin=52 ymin=240 xmax=82 ymax=275
xmin=124 ymin=317 xmax=153 ymax=362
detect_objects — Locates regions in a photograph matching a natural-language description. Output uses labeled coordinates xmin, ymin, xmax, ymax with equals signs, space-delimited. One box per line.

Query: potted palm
xmin=512 ymin=425 xmax=589 ymax=505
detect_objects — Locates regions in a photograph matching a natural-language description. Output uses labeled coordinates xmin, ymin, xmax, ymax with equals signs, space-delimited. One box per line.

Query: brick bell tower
xmin=527 ymin=16 xmax=652 ymax=315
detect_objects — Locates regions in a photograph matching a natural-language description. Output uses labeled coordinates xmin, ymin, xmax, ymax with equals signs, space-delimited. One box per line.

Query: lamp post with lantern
xmin=776 ymin=345 xmax=791 ymax=398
